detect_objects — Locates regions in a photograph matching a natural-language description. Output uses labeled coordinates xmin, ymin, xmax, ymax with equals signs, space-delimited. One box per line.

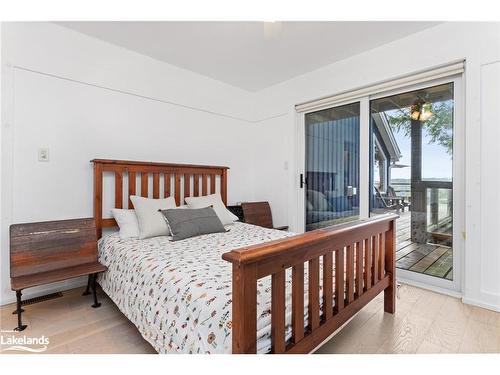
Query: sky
xmin=390 ymin=125 xmax=453 ymax=181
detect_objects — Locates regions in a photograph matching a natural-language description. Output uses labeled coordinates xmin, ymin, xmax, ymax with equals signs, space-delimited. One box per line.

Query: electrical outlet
xmin=38 ymin=148 xmax=50 ymax=162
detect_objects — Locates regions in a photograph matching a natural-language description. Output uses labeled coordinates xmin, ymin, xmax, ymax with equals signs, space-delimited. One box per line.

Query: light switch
xmin=38 ymin=148 xmax=50 ymax=162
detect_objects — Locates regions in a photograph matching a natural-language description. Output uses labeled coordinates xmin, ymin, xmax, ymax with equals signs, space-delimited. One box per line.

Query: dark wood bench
xmin=10 ymin=218 xmax=107 ymax=331
xmin=241 ymin=201 xmax=288 ymax=231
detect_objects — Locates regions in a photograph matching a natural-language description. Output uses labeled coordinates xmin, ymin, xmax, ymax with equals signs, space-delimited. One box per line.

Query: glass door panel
xmin=369 ymin=82 xmax=454 ymax=280
xmin=304 ymin=102 xmax=360 ymax=231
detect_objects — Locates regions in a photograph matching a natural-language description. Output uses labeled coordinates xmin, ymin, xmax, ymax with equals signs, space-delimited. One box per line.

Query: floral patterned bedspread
xmin=97 ymin=222 xmax=304 ymax=354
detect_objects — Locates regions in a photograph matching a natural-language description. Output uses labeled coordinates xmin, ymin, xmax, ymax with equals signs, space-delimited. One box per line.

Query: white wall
xmin=0 ymin=22 xmax=258 ymax=305
xmin=250 ymin=22 xmax=500 ymax=311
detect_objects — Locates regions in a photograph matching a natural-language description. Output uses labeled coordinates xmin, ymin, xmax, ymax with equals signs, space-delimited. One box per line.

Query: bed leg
xmin=14 ymin=290 xmax=27 ymax=331
xmin=384 ymin=275 xmax=396 ymax=314
xmin=82 ymin=274 xmax=91 ymax=296
xmin=90 ymin=273 xmax=101 ymax=308
xmin=384 ymin=220 xmax=396 ymax=314
xmin=231 ymin=263 xmax=257 ymax=354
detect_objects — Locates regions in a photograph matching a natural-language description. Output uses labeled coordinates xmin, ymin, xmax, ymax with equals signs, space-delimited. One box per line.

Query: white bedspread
xmin=97 ymin=222 xmax=304 ymax=354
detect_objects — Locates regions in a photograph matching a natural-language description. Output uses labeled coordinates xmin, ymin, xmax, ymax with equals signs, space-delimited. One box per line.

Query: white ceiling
xmin=56 ymin=21 xmax=440 ymax=92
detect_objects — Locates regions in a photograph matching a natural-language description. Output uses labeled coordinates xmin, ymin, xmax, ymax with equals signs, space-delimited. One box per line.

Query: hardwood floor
xmin=1 ymin=284 xmax=498 ymax=354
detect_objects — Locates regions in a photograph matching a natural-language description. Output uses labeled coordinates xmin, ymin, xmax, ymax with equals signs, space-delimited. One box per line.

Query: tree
xmin=386 ymin=100 xmax=453 ymax=155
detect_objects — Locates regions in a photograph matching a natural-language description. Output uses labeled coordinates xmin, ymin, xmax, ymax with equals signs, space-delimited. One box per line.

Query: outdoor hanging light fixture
xmin=410 ymin=99 xmax=433 ymax=122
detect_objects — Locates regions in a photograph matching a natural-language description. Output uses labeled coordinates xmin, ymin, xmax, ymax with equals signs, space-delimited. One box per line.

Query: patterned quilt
xmin=97 ymin=222 xmax=310 ymax=354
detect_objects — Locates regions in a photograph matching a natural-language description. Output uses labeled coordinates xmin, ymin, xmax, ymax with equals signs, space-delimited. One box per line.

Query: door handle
xmin=300 ymin=174 xmax=307 ymax=189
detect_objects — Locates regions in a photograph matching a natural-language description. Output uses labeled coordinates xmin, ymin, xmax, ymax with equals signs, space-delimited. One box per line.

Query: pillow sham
xmin=160 ymin=207 xmax=226 ymax=241
xmin=184 ymin=193 xmax=238 ymax=225
xmin=130 ymin=195 xmax=177 ymax=239
xmin=111 ymin=209 xmax=140 ymax=239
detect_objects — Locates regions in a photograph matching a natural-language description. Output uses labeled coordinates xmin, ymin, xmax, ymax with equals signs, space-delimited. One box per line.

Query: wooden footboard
xmin=222 ymin=214 xmax=397 ymax=354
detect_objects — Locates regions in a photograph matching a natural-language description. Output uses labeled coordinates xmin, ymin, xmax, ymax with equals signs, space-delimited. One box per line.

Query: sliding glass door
xmin=299 ymin=75 xmax=462 ymax=292
xmin=370 ymin=82 xmax=455 ymax=281
xmin=304 ymin=102 xmax=360 ymax=231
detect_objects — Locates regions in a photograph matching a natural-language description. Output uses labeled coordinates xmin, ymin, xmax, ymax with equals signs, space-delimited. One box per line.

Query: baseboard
xmin=0 ymin=276 xmax=87 ymax=306
xmin=397 ymin=277 xmax=462 ymax=299
xmin=462 ymin=296 xmax=500 ymax=312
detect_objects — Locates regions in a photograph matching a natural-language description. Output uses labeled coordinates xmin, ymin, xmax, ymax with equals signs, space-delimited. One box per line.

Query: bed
xmin=92 ymin=159 xmax=397 ymax=354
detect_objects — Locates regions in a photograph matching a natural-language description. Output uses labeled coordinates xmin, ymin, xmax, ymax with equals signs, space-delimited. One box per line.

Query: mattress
xmin=98 ymin=222 xmax=307 ymax=353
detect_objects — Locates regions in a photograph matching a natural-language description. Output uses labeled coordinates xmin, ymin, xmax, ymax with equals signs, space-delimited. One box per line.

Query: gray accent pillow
xmin=160 ymin=207 xmax=226 ymax=241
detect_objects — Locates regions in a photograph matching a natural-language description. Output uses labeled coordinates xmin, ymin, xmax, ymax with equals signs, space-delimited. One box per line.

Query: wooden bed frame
xmin=92 ymin=159 xmax=397 ymax=354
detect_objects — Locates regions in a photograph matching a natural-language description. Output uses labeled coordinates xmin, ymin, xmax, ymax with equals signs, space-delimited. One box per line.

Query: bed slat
xmin=153 ymin=173 xmax=160 ymax=199
xmin=356 ymin=241 xmax=363 ymax=297
xmin=210 ymin=174 xmax=216 ymax=195
xmin=193 ymin=174 xmax=200 ymax=197
xmin=184 ymin=173 xmax=191 ymax=201
xmin=141 ymin=172 xmax=148 ymax=198
xmin=128 ymin=171 xmax=136 ymax=208
xmin=322 ymin=252 xmax=333 ymax=319
xmin=114 ymin=171 xmax=123 ymax=209
xmin=308 ymin=257 xmax=320 ymax=330
xmin=175 ymin=174 xmax=181 ymax=206
xmin=379 ymin=233 xmax=385 ymax=280
xmin=292 ymin=263 xmax=305 ymax=343
xmin=202 ymin=174 xmax=208 ymax=196
xmin=271 ymin=270 xmax=286 ymax=353
xmin=335 ymin=248 xmax=345 ymax=312
xmin=164 ymin=173 xmax=171 ymax=198
xmin=346 ymin=244 xmax=355 ymax=304
xmin=364 ymin=238 xmax=372 ymax=290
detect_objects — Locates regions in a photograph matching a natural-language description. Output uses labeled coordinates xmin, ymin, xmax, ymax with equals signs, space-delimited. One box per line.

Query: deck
xmin=396 ymin=212 xmax=453 ymax=280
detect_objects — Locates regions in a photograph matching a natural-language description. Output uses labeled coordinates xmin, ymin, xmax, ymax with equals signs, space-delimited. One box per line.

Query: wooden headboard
xmin=91 ymin=159 xmax=229 ymax=238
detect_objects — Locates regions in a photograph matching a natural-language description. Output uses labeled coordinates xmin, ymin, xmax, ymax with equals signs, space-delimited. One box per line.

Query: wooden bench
xmin=241 ymin=201 xmax=288 ymax=231
xmin=10 ymin=218 xmax=107 ymax=331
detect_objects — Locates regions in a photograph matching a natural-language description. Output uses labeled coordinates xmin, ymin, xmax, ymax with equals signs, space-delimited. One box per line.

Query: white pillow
xmin=111 ymin=209 xmax=140 ymax=239
xmin=306 ymin=190 xmax=330 ymax=211
xmin=185 ymin=193 xmax=238 ymax=225
xmin=130 ymin=195 xmax=177 ymax=239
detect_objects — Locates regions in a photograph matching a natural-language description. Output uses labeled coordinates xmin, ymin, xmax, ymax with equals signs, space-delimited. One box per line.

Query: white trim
xmin=295 ymin=61 xmax=465 ymax=113
xmin=462 ymin=297 xmax=500 ymax=313
xmin=452 ymin=75 xmax=465 ymax=295
xmin=397 ymin=277 xmax=462 ymax=299
xmin=294 ymin=112 xmax=305 ymax=233
xmin=359 ymin=97 xmax=369 ymax=219
xmin=397 ymin=268 xmax=457 ymax=294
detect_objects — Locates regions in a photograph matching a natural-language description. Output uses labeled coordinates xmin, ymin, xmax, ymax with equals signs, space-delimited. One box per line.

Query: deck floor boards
xmin=409 ymin=246 xmax=449 ymax=273
xmin=395 ymin=212 xmax=453 ymax=280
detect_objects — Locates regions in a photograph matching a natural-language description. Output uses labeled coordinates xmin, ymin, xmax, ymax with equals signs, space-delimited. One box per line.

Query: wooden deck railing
xmin=222 ymin=214 xmax=397 ymax=354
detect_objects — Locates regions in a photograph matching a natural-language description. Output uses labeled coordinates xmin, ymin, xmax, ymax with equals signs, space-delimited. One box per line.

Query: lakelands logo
xmin=0 ymin=330 xmax=49 ymax=353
